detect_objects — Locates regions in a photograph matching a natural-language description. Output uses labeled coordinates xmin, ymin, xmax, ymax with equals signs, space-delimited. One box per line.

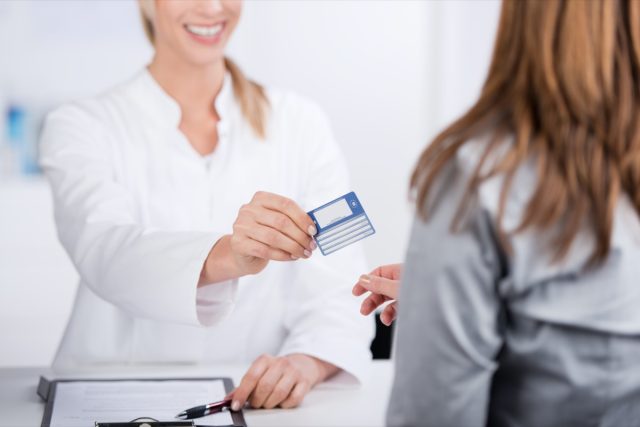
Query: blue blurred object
xmin=7 ymin=106 xmax=25 ymax=146
xmin=5 ymin=104 xmax=41 ymax=176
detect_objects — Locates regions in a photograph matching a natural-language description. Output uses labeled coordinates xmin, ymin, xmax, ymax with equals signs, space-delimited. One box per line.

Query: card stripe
xmin=316 ymin=214 xmax=368 ymax=242
xmin=317 ymin=221 xmax=371 ymax=246
xmin=321 ymin=225 xmax=374 ymax=251
xmin=322 ymin=229 xmax=375 ymax=255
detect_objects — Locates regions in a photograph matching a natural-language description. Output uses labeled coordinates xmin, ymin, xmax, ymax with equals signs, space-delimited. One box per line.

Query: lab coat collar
xmin=129 ymin=68 xmax=233 ymax=130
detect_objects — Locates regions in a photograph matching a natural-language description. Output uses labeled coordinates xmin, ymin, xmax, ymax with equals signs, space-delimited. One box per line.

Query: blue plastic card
xmin=307 ymin=191 xmax=376 ymax=256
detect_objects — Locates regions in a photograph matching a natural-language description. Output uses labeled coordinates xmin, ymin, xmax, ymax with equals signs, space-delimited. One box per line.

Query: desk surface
xmin=0 ymin=361 xmax=393 ymax=427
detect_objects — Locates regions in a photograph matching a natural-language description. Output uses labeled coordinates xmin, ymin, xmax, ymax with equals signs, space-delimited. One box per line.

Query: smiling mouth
xmin=184 ymin=23 xmax=224 ymax=38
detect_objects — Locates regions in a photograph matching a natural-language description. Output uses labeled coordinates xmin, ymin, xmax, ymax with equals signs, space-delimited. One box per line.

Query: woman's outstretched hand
xmin=352 ymin=263 xmax=402 ymax=326
xmin=200 ymin=191 xmax=317 ymax=285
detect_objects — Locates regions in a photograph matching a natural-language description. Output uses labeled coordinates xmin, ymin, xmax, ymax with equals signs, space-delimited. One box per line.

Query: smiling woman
xmin=38 ymin=0 xmax=373 ymax=413
xmin=139 ymin=0 xmax=268 ymax=140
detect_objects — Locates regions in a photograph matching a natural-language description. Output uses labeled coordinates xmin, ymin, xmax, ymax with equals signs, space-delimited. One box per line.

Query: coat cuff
xmin=196 ymin=279 xmax=238 ymax=326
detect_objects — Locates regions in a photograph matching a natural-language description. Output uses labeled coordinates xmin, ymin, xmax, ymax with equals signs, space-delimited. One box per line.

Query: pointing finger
xmin=357 ymin=274 xmax=399 ymax=300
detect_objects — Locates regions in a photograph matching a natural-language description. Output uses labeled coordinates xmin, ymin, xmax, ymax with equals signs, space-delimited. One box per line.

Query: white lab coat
xmin=39 ymin=70 xmax=373 ymax=382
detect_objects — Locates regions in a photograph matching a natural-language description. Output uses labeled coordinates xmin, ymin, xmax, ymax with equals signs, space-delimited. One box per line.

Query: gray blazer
xmin=387 ymin=143 xmax=640 ymax=427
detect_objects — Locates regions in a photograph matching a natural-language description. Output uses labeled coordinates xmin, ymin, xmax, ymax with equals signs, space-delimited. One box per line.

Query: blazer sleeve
xmin=276 ymin=98 xmax=375 ymax=384
xmin=39 ymin=103 xmax=236 ymax=327
xmin=387 ymin=163 xmax=505 ymax=426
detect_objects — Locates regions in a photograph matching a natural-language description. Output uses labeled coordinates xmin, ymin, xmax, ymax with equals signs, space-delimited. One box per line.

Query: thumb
xmin=358 ymin=274 xmax=399 ymax=300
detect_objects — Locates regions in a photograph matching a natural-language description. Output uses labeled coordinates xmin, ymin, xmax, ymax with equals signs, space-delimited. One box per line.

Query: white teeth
xmin=186 ymin=24 xmax=223 ymax=37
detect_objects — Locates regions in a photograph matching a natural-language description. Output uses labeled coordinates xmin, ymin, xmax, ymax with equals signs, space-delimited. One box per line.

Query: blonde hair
xmin=412 ymin=0 xmax=640 ymax=266
xmin=139 ymin=0 xmax=269 ymax=139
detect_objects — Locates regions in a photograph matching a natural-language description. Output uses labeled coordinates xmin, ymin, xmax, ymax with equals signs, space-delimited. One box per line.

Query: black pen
xmin=175 ymin=398 xmax=233 ymax=420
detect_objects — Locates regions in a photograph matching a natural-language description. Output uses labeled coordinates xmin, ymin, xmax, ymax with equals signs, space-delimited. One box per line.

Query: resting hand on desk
xmin=229 ymin=353 xmax=338 ymax=410
xmin=352 ymin=263 xmax=402 ymax=326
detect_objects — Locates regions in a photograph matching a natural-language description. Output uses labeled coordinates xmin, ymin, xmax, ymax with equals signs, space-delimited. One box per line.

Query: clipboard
xmin=37 ymin=376 xmax=247 ymax=427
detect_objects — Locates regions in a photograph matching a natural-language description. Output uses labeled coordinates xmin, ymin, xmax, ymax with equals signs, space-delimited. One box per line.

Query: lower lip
xmin=185 ymin=25 xmax=225 ymax=46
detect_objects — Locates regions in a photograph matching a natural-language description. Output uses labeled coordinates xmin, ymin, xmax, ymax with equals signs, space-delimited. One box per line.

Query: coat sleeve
xmin=39 ymin=103 xmax=236 ymax=327
xmin=387 ymin=164 xmax=505 ymax=426
xmin=276 ymin=98 xmax=375 ymax=384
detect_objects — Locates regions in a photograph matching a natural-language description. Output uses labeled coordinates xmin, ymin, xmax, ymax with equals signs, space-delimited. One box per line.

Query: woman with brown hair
xmin=354 ymin=0 xmax=640 ymax=425
xmin=39 ymin=0 xmax=372 ymax=411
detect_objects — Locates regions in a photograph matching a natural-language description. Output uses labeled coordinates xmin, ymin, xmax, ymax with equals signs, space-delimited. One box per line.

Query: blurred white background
xmin=0 ymin=0 xmax=500 ymax=366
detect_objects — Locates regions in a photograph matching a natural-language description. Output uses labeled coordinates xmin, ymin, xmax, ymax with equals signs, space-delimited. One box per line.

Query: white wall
xmin=0 ymin=0 xmax=500 ymax=366
xmin=0 ymin=0 xmax=152 ymax=367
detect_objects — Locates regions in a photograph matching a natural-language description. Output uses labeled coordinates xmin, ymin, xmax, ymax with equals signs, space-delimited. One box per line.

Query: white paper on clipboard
xmin=48 ymin=379 xmax=233 ymax=427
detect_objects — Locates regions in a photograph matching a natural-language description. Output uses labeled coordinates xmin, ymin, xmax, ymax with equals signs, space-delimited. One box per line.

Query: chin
xmin=179 ymin=45 xmax=226 ymax=67
xmin=186 ymin=53 xmax=226 ymax=67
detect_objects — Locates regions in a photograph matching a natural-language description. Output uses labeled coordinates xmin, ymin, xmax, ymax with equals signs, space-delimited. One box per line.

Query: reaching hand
xmin=230 ymin=191 xmax=317 ymax=275
xmin=352 ymin=263 xmax=402 ymax=326
xmin=200 ymin=191 xmax=317 ymax=285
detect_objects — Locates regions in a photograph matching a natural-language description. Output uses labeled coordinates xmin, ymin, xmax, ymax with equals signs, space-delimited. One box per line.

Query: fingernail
xmin=308 ymin=225 xmax=317 ymax=236
xmin=310 ymin=240 xmax=317 ymax=250
xmin=232 ymin=401 xmax=240 ymax=411
xmin=291 ymin=254 xmax=299 ymax=260
xmin=360 ymin=274 xmax=371 ymax=283
xmin=304 ymin=249 xmax=312 ymax=258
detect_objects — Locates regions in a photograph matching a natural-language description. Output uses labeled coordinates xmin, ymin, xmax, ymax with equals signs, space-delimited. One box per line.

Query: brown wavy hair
xmin=411 ymin=0 xmax=640 ymax=265
xmin=138 ymin=0 xmax=269 ymax=138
